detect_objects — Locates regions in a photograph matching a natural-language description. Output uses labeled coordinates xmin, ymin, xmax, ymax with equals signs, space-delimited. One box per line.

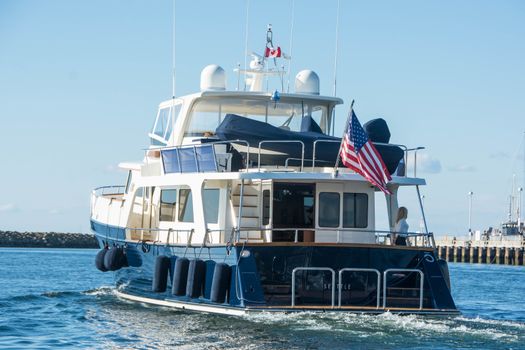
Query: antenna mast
xmin=171 ymin=0 xmax=176 ymax=99
xmin=333 ymin=0 xmax=341 ymax=97
xmin=331 ymin=0 xmax=341 ymax=136
xmin=243 ymin=0 xmax=251 ymax=91
xmin=286 ymin=0 xmax=295 ymax=93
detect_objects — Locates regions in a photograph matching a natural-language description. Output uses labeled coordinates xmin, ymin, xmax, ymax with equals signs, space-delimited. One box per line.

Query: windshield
xmin=184 ymin=97 xmax=329 ymax=137
xmin=150 ymin=102 xmax=182 ymax=145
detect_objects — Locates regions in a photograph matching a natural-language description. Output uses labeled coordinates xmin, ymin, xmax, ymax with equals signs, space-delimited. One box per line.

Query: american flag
xmin=340 ymin=109 xmax=392 ymax=194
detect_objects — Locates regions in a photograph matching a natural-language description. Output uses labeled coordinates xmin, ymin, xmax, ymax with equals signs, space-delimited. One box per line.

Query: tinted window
xmin=343 ymin=193 xmax=368 ymax=228
xmin=178 ymin=189 xmax=193 ymax=222
xmin=160 ymin=189 xmax=177 ymax=221
xmin=319 ymin=192 xmax=340 ymax=227
xmin=203 ymin=189 xmax=220 ymax=224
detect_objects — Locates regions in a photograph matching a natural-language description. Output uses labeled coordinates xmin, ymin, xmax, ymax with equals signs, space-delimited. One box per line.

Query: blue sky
xmin=0 ymin=0 xmax=524 ymax=236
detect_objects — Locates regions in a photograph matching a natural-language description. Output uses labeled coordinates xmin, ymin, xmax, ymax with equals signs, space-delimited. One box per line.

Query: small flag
xmin=340 ymin=109 xmax=392 ymax=194
xmin=265 ymin=46 xmax=281 ymax=58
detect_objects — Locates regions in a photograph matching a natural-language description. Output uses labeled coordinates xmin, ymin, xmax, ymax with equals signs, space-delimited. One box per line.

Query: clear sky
xmin=0 ymin=0 xmax=524 ymax=236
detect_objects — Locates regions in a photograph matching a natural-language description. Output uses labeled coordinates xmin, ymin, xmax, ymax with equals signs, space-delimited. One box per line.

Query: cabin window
xmin=159 ymin=189 xmax=177 ymax=221
xmin=135 ymin=187 xmax=143 ymax=198
xmin=203 ymin=189 xmax=220 ymax=224
xmin=342 ymin=193 xmax=368 ymax=228
xmin=178 ymin=188 xmax=193 ymax=222
xmin=319 ymin=192 xmax=340 ymax=228
xmin=262 ymin=190 xmax=270 ymax=225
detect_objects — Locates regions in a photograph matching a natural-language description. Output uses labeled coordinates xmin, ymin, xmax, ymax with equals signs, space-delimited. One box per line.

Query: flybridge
xmin=149 ymin=25 xmax=342 ymax=148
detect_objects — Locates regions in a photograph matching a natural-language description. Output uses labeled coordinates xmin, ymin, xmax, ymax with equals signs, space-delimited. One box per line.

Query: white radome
xmin=295 ymin=70 xmax=320 ymax=95
xmin=200 ymin=64 xmax=226 ymax=91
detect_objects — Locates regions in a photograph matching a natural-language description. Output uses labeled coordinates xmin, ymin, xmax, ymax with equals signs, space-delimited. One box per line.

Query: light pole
xmin=468 ymin=191 xmax=474 ymax=239
xmin=518 ymin=187 xmax=523 ymax=229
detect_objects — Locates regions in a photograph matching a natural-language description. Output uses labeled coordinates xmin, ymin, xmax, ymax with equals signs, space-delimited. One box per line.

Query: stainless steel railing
xmin=155 ymin=137 xmax=422 ymax=178
xmin=291 ymin=267 xmax=336 ymax=308
xmin=338 ymin=268 xmax=381 ymax=308
xmin=235 ymin=227 xmax=435 ymax=248
xmin=92 ymin=185 xmax=126 ymax=197
xmin=383 ymin=268 xmax=425 ymax=310
xmin=257 ymin=140 xmax=305 ymax=172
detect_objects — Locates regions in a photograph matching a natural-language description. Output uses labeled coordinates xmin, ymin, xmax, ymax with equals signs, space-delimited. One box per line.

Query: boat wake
xmin=243 ymin=311 xmax=523 ymax=346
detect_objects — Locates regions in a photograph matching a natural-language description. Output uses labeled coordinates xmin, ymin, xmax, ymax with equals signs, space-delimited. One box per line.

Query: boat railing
xmin=92 ymin=185 xmax=126 ymax=197
xmin=257 ymin=140 xmax=305 ymax=172
xmin=383 ymin=268 xmax=425 ymax=310
xmin=126 ymin=227 xmax=197 ymax=245
xmin=291 ymin=267 xmax=336 ymax=308
xmin=157 ymin=138 xmax=422 ymax=177
xmin=235 ymin=227 xmax=435 ymax=248
xmin=311 ymin=139 xmax=340 ymax=170
xmin=90 ymin=185 xmax=127 ymax=219
xmin=338 ymin=268 xmax=381 ymax=308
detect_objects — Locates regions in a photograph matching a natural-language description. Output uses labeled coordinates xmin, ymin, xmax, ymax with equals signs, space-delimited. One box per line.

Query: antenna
xmin=171 ymin=0 xmax=176 ymax=99
xmin=243 ymin=0 xmax=251 ymax=91
xmin=331 ymin=0 xmax=341 ymax=136
xmin=170 ymin=0 xmax=176 ymax=143
xmin=286 ymin=0 xmax=295 ymax=93
xmin=333 ymin=0 xmax=341 ymax=97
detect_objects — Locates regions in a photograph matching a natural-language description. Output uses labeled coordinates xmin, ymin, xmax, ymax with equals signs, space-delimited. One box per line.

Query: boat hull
xmin=92 ymin=222 xmax=458 ymax=316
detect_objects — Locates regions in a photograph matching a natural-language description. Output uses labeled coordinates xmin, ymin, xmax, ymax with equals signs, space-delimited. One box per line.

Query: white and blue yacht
xmin=90 ymin=36 xmax=458 ymax=316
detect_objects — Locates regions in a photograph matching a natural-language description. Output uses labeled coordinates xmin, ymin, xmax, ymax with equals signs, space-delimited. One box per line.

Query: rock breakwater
xmin=0 ymin=231 xmax=99 ymax=248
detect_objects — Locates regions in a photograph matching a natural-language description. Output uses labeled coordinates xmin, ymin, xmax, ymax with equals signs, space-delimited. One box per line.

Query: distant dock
xmin=436 ymin=236 xmax=524 ymax=266
xmin=0 ymin=231 xmax=98 ymax=249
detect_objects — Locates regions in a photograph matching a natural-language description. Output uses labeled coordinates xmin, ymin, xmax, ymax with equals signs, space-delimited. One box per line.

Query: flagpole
xmin=332 ymin=100 xmax=354 ymax=176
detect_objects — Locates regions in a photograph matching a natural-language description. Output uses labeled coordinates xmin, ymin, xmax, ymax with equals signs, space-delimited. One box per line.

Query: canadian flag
xmin=265 ymin=46 xmax=281 ymax=58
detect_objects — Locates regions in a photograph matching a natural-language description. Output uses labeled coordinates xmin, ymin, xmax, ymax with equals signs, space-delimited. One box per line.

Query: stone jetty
xmin=0 ymin=231 xmax=99 ymax=249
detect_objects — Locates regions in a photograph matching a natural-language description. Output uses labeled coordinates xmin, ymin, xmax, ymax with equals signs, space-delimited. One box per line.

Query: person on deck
xmin=393 ymin=207 xmax=409 ymax=246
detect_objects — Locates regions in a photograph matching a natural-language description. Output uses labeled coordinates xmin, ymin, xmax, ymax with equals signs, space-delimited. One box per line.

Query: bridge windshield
xmin=184 ymin=97 xmax=329 ymax=137
xmin=150 ymin=100 xmax=182 ymax=146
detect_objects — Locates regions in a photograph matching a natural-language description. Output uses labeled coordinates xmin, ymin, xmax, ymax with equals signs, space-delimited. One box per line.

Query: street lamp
xmin=468 ymin=191 xmax=474 ymax=238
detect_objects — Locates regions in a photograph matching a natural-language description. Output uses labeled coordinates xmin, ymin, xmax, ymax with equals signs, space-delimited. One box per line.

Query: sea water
xmin=0 ymin=248 xmax=523 ymax=349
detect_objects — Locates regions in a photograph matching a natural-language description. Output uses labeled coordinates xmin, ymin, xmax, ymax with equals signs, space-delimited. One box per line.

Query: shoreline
xmin=0 ymin=231 xmax=99 ymax=249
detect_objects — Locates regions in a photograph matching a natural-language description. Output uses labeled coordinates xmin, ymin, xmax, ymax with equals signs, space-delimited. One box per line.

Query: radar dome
xmin=200 ymin=64 xmax=226 ymax=91
xmin=294 ymin=70 xmax=320 ymax=95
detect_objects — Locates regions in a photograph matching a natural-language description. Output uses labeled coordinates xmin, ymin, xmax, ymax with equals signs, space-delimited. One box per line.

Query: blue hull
xmin=92 ymin=220 xmax=458 ymax=315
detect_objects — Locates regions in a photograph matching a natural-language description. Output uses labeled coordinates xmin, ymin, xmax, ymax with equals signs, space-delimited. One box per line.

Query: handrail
xmin=383 ymin=268 xmax=424 ymax=310
xmin=291 ymin=267 xmax=336 ymax=308
xmin=312 ymin=139 xmax=340 ymax=170
xmin=258 ymin=140 xmax=305 ymax=172
xmin=126 ymin=227 xmax=194 ymax=245
xmin=374 ymin=142 xmax=409 ymax=177
xmin=92 ymin=185 xmax=126 ymax=196
xmin=338 ymin=268 xmax=381 ymax=309
xmin=239 ymin=227 xmax=435 ymax=247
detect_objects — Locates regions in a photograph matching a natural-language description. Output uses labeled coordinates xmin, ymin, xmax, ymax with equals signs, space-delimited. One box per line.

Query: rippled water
xmin=0 ymin=248 xmax=523 ymax=349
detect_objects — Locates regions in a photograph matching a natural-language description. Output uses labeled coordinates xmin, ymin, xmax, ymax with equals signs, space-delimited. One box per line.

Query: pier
xmin=436 ymin=236 xmax=524 ymax=265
